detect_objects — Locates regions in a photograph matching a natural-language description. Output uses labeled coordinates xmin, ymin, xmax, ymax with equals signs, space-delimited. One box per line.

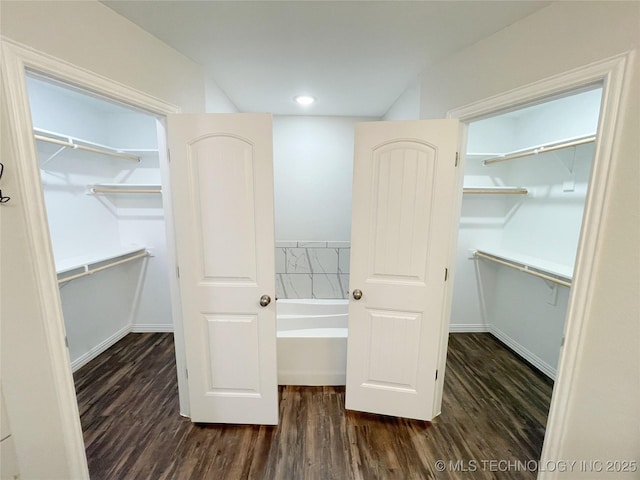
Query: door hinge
xmin=176 ymin=265 xmax=180 ymax=278
xmin=455 ymin=151 xmax=459 ymax=167
xmin=167 ymin=149 xmax=171 ymax=162
xmin=64 ymin=337 xmax=69 ymax=348
xmin=185 ymin=368 xmax=188 ymax=379
xmin=435 ymin=369 xmax=438 ymax=380
xmin=444 ymin=268 xmax=448 ymax=281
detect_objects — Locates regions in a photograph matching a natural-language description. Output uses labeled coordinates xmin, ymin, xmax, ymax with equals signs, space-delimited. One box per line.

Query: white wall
xmin=383 ymin=79 xmax=421 ymax=121
xmin=0 ymin=1 xmax=205 ymax=113
xmin=465 ymin=88 xmax=602 ymax=154
xmin=1 ymin=1 xmax=207 ymax=478
xmin=500 ymin=145 xmax=594 ymax=267
xmin=0 ymin=387 xmax=19 ymax=479
xmin=510 ymin=88 xmax=602 ymax=150
xmin=488 ymin=266 xmax=569 ymax=377
xmin=204 ymin=76 xmax=238 ymax=113
xmin=467 ymin=116 xmax=519 ymax=153
xmin=273 ymin=115 xmax=375 ymax=242
xmin=419 ymin=2 xmax=639 ymax=476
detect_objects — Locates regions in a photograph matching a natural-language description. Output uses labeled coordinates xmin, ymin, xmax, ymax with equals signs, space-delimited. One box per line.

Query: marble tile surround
xmin=275 ymin=241 xmax=350 ymax=299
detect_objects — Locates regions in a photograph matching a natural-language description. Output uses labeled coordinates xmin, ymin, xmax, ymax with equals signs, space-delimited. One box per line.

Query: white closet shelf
xmin=34 ymin=128 xmax=156 ymax=163
xmin=474 ymin=248 xmax=573 ymax=287
xmin=463 ymin=186 xmax=528 ymax=195
xmin=481 ymin=133 xmax=596 ymax=166
xmin=56 ymin=246 xmax=148 ymax=275
xmin=89 ymin=183 xmax=162 ymax=194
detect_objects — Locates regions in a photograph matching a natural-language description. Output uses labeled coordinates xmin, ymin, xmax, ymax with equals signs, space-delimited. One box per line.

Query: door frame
xmin=1 ymin=38 xmax=188 ymax=475
xmin=446 ymin=53 xmax=630 ymax=470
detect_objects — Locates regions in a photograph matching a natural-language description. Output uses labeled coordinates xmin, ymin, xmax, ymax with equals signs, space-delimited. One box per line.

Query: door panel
xmin=168 ymin=113 xmax=277 ymax=424
xmin=369 ymin=141 xmax=435 ymax=282
xmin=346 ymin=120 xmax=461 ymax=421
xmin=192 ymin=135 xmax=258 ymax=282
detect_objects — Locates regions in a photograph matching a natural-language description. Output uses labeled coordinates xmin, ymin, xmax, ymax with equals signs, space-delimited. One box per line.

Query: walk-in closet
xmin=27 ymin=75 xmax=173 ymax=371
xmin=452 ymin=86 xmax=603 ymax=378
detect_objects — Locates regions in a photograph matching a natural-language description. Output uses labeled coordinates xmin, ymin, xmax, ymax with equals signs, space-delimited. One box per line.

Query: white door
xmin=345 ymin=119 xmax=461 ymax=421
xmin=167 ymin=113 xmax=278 ymax=424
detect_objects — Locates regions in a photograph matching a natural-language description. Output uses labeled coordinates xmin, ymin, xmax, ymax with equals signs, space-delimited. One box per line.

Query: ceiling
xmin=102 ymin=1 xmax=550 ymax=117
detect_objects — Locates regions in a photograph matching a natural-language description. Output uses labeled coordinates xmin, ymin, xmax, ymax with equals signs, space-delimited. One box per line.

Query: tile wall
xmin=275 ymin=241 xmax=350 ymax=299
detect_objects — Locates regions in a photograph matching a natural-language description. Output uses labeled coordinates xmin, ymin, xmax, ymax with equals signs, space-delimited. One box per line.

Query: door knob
xmin=259 ymin=294 xmax=271 ymax=307
xmin=352 ymin=289 xmax=363 ymax=300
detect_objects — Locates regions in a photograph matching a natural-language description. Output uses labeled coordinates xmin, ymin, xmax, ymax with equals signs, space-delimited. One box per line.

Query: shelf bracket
xmin=41 ymin=145 xmax=67 ymax=167
xmin=560 ymin=147 xmax=577 ymax=192
xmin=544 ymin=280 xmax=560 ymax=306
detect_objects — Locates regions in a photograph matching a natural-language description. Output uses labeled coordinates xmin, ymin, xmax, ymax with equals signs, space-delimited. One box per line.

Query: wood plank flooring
xmin=74 ymin=333 xmax=553 ymax=479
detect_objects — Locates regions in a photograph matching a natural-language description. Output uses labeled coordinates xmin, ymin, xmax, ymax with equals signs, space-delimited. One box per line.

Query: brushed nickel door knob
xmin=352 ymin=289 xmax=363 ymax=300
xmin=259 ymin=295 xmax=271 ymax=307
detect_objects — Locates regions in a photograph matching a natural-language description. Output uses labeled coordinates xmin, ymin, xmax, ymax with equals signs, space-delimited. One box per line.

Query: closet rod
xmin=483 ymin=135 xmax=596 ymax=166
xmin=58 ymin=251 xmax=149 ymax=285
xmin=463 ymin=187 xmax=528 ymax=195
xmin=34 ymin=134 xmax=141 ymax=163
xmin=91 ymin=188 xmax=162 ymax=194
xmin=474 ymin=251 xmax=572 ymax=287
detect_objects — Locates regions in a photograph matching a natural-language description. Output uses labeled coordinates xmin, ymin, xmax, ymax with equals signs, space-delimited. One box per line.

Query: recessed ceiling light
xmin=294 ymin=95 xmax=315 ymax=106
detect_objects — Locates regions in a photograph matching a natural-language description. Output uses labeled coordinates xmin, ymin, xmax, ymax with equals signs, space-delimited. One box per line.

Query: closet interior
xmin=452 ymin=86 xmax=603 ymax=379
xmin=27 ymin=75 xmax=173 ymax=371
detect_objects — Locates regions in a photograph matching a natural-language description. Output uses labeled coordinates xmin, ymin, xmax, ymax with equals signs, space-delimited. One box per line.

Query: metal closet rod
xmin=34 ymin=134 xmax=141 ymax=163
xmin=57 ymin=251 xmax=149 ymax=285
xmin=463 ymin=187 xmax=528 ymax=195
xmin=482 ymin=135 xmax=596 ymax=166
xmin=474 ymin=251 xmax=572 ymax=288
xmin=91 ymin=187 xmax=162 ymax=194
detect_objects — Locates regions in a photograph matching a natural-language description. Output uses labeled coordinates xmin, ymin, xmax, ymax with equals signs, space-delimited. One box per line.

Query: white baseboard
xmin=131 ymin=323 xmax=174 ymax=333
xmin=278 ymin=371 xmax=346 ymax=386
xmin=70 ymin=322 xmax=553 ymax=381
xmin=449 ymin=323 xmax=556 ymax=379
xmin=449 ymin=323 xmax=490 ymax=333
xmin=70 ymin=323 xmax=174 ymax=372
xmin=70 ymin=324 xmax=131 ymax=372
xmin=489 ymin=325 xmax=557 ymax=380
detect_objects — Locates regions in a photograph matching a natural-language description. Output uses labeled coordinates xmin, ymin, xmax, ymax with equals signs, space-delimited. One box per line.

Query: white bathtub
xmin=276 ymin=298 xmax=348 ymax=386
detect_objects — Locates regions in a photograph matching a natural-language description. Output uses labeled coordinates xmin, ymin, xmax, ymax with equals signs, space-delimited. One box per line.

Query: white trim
xmin=433 ymin=121 xmax=468 ymax=418
xmin=4 ymin=39 xmax=179 ymax=116
xmin=448 ymin=323 xmax=557 ymax=379
xmin=447 ymin=52 xmax=630 ymax=477
xmin=156 ymin=117 xmax=190 ymax=416
xmin=448 ymin=323 xmax=490 ymax=333
xmin=1 ymin=40 xmax=89 ymax=480
xmin=277 ymin=372 xmax=346 ymax=386
xmin=70 ymin=325 xmax=131 ymax=372
xmin=488 ymin=326 xmax=556 ymax=380
xmin=0 ymin=37 xmax=185 ymax=478
xmin=70 ymin=324 xmax=175 ymax=372
xmin=130 ymin=324 xmax=175 ymax=333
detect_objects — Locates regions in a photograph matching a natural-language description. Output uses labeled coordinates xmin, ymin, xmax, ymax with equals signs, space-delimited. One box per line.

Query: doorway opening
xmin=271 ymin=116 xmax=359 ymax=386
xmin=20 ymin=69 xmax=189 ymax=424
xmin=450 ymin=83 xmax=604 ymax=463
xmin=25 ymin=74 xmax=174 ymax=369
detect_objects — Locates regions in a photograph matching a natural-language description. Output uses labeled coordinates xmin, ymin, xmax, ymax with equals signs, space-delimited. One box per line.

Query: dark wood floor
xmin=74 ymin=333 xmax=553 ymax=479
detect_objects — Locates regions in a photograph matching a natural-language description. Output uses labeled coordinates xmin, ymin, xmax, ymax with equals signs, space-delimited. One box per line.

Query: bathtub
xmin=276 ymin=298 xmax=348 ymax=386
